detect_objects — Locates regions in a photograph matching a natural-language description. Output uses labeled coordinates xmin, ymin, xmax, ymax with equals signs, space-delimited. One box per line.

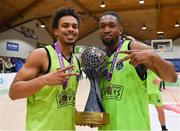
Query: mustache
xmin=64 ymin=32 xmax=76 ymax=36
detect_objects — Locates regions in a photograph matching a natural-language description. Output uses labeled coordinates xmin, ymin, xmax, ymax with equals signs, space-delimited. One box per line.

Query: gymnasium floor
xmin=0 ymin=79 xmax=180 ymax=131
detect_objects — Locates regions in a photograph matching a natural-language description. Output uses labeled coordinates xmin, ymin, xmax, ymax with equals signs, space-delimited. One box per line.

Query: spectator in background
xmin=11 ymin=57 xmax=25 ymax=72
xmin=4 ymin=57 xmax=13 ymax=73
xmin=0 ymin=57 xmax=5 ymax=73
xmin=160 ymin=81 xmax=166 ymax=91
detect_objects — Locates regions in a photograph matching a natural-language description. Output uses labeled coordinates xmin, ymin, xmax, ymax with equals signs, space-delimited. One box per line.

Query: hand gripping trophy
xmin=75 ymin=47 xmax=109 ymax=127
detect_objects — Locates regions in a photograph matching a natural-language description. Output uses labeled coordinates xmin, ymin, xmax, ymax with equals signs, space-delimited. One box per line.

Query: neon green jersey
xmin=147 ymin=70 xmax=163 ymax=106
xmin=99 ymin=40 xmax=150 ymax=130
xmin=26 ymin=45 xmax=80 ymax=130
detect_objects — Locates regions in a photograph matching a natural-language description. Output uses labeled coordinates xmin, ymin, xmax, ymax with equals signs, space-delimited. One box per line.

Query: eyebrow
xmin=62 ymin=22 xmax=78 ymax=24
xmin=100 ymin=21 xmax=118 ymax=25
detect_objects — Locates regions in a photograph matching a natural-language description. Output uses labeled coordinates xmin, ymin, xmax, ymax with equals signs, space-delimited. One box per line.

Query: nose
xmin=67 ymin=26 xmax=74 ymax=32
xmin=103 ymin=26 xmax=111 ymax=34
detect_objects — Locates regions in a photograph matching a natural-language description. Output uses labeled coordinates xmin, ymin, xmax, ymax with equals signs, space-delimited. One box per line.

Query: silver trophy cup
xmin=75 ymin=47 xmax=109 ymax=127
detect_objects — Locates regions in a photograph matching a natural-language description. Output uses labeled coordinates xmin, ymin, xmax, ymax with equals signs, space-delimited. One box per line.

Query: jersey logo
xmin=157 ymin=98 xmax=161 ymax=103
xmin=56 ymin=88 xmax=76 ymax=108
xmin=116 ymin=62 xmax=124 ymax=70
xmin=101 ymin=84 xmax=124 ymax=101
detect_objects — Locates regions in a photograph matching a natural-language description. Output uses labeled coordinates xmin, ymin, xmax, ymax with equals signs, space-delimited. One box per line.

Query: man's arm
xmin=118 ymin=40 xmax=177 ymax=82
xmin=9 ymin=48 xmax=77 ymax=100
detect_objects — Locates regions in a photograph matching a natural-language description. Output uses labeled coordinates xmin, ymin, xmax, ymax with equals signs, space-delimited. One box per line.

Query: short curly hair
xmin=51 ymin=7 xmax=80 ymax=29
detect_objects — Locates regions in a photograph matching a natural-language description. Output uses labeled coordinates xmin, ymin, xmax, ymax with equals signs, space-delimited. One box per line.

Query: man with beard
xmin=9 ymin=8 xmax=81 ymax=130
xmin=98 ymin=11 xmax=177 ymax=130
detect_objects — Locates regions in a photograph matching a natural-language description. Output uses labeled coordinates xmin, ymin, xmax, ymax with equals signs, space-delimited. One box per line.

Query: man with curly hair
xmin=9 ymin=8 xmax=81 ymax=130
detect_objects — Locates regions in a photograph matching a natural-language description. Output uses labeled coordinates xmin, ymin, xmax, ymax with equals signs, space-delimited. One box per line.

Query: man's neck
xmin=106 ymin=37 xmax=121 ymax=54
xmin=57 ymin=40 xmax=73 ymax=60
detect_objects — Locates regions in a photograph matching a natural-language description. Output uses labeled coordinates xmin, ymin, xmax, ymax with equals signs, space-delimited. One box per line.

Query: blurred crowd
xmin=0 ymin=56 xmax=25 ymax=73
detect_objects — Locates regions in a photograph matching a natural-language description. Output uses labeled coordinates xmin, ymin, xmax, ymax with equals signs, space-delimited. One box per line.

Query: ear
xmin=119 ymin=26 xmax=123 ymax=35
xmin=53 ymin=29 xmax=58 ymax=36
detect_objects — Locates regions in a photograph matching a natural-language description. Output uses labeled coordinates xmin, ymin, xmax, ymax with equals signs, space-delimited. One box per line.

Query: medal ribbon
xmin=105 ymin=39 xmax=123 ymax=81
xmin=54 ymin=42 xmax=73 ymax=89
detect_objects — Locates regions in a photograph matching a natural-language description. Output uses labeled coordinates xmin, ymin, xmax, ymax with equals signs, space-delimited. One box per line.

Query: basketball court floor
xmin=0 ymin=78 xmax=180 ymax=131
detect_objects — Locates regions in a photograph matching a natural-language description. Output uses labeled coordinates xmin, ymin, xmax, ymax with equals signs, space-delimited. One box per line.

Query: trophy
xmin=75 ymin=47 xmax=109 ymax=127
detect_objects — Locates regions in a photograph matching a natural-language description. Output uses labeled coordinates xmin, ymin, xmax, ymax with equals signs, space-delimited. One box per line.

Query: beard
xmin=101 ymin=35 xmax=119 ymax=46
xmin=102 ymin=38 xmax=115 ymax=46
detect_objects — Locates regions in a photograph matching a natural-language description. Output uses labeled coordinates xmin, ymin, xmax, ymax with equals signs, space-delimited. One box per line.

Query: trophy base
xmin=75 ymin=111 xmax=109 ymax=127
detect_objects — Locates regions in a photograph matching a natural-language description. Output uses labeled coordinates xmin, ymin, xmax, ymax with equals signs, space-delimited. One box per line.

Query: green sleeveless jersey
xmin=147 ymin=70 xmax=159 ymax=94
xmin=26 ymin=45 xmax=80 ymax=130
xmin=100 ymin=40 xmax=150 ymax=130
xmin=147 ymin=70 xmax=163 ymax=106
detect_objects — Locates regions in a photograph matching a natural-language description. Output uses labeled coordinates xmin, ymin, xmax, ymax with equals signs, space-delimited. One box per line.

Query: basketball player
xmin=147 ymin=70 xmax=168 ymax=130
xmin=9 ymin=8 xmax=81 ymax=130
xmin=98 ymin=11 xmax=177 ymax=130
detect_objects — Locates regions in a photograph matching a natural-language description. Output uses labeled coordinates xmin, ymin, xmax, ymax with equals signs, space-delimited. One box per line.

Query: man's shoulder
xmin=29 ymin=48 xmax=46 ymax=57
xmin=129 ymin=40 xmax=150 ymax=50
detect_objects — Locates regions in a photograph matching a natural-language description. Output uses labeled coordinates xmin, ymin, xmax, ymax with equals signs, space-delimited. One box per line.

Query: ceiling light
xmin=40 ymin=23 xmax=45 ymax=28
xmin=100 ymin=1 xmax=105 ymax=8
xmin=157 ymin=31 xmax=164 ymax=34
xmin=142 ymin=25 xmax=147 ymax=30
xmin=157 ymin=31 xmax=165 ymax=39
xmin=139 ymin=0 xmax=144 ymax=4
xmin=175 ymin=22 xmax=180 ymax=28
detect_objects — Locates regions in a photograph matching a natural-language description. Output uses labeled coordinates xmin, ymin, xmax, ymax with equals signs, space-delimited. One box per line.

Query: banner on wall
xmin=166 ymin=58 xmax=180 ymax=72
xmin=20 ymin=26 xmax=38 ymax=39
xmin=6 ymin=42 xmax=19 ymax=51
